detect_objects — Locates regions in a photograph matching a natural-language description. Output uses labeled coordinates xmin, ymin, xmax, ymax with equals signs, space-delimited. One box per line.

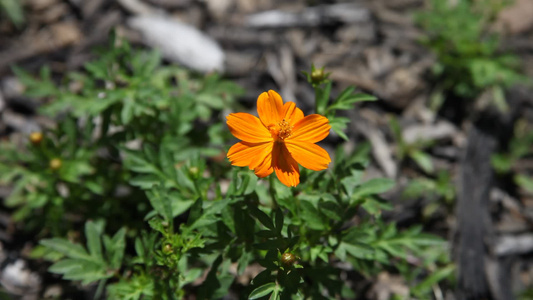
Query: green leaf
xmin=40 ymin=238 xmax=91 ymax=260
xmin=412 ymin=265 xmax=455 ymax=296
xmin=0 ymin=0 xmax=25 ymax=27
xmin=328 ymin=91 xmax=377 ymax=111
xmin=85 ymin=221 xmax=104 ymax=261
xmin=299 ymin=200 xmax=326 ymax=230
xmin=49 ymin=258 xmax=110 ymax=285
xmin=353 ymin=178 xmax=395 ymax=198
xmin=121 ymin=97 xmax=135 ymax=124
xmin=129 ymin=174 xmax=160 ymax=189
xmin=329 ymin=117 xmax=350 ymax=140
xmin=146 ymin=185 xmax=173 ymax=222
xmin=515 ymin=174 xmax=533 ymax=194
xmin=335 ymin=86 xmax=356 ymax=104
xmin=249 ymin=282 xmax=276 ymax=300
xmin=48 ymin=259 xmax=82 ymax=274
xmin=318 ymin=201 xmax=342 ymax=221
xmin=59 ymin=160 xmax=94 ymax=183
xmin=339 ymin=241 xmax=374 ymax=259
xmin=315 ymin=81 xmax=332 ymax=115
xmin=249 ymin=206 xmax=275 ymax=231
xmin=106 ymin=228 xmax=126 ymax=269
xmin=185 ymin=198 xmax=229 ymax=232
xmin=361 ymin=197 xmax=393 ymax=216
xmin=341 ymin=169 xmax=365 ymax=198
xmin=410 ymin=150 xmax=434 ymax=173
xmin=274 ymin=208 xmax=284 ymax=235
xmin=197 ymin=93 xmax=225 ymax=109
xmin=108 ymin=275 xmax=154 ymax=300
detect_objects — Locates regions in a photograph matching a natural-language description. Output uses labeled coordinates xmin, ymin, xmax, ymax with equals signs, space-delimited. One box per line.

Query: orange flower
xmin=227 ymin=90 xmax=331 ymax=187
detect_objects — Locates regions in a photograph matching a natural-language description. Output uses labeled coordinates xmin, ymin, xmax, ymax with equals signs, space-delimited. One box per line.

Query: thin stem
xmin=314 ymin=85 xmax=320 ymax=115
xmin=269 ymin=175 xmax=278 ymax=210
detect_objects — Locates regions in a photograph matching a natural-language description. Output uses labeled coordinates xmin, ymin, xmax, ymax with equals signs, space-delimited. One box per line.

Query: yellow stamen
xmin=269 ymin=119 xmax=292 ymax=141
xmin=277 ymin=119 xmax=292 ymax=140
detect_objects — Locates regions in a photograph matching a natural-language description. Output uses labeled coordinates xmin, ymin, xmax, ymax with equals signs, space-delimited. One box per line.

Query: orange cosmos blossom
xmin=226 ymin=90 xmax=331 ymax=187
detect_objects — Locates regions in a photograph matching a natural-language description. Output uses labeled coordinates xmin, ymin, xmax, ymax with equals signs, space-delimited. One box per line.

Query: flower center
xmin=268 ymin=119 xmax=293 ymax=141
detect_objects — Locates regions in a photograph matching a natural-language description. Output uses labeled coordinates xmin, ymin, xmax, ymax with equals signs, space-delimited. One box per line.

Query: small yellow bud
xmin=189 ymin=166 xmax=199 ymax=178
xmin=29 ymin=132 xmax=43 ymax=145
xmin=49 ymin=158 xmax=62 ymax=170
xmin=163 ymin=244 xmax=173 ymax=254
xmin=311 ymin=68 xmax=325 ymax=83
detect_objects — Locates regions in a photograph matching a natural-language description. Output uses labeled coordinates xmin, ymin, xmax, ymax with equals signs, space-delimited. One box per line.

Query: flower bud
xmin=29 ymin=132 xmax=43 ymax=145
xmin=311 ymin=68 xmax=325 ymax=83
xmin=163 ymin=243 xmax=173 ymax=254
xmin=281 ymin=252 xmax=296 ymax=266
xmin=49 ymin=158 xmax=62 ymax=170
xmin=189 ymin=166 xmax=199 ymax=178
xmin=307 ymin=65 xmax=330 ymax=86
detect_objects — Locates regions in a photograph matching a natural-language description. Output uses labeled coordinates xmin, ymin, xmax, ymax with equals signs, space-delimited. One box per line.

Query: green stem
xmin=314 ymin=86 xmax=320 ymax=115
xmin=269 ymin=175 xmax=278 ymax=210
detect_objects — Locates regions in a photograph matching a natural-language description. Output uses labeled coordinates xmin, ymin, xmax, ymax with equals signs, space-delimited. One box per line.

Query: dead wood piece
xmin=492 ymin=188 xmax=533 ymax=223
xmin=382 ymin=67 xmax=424 ymax=107
xmin=367 ymin=272 xmax=409 ymax=300
xmin=117 ymin=0 xmax=160 ymax=15
xmin=224 ymin=51 xmax=259 ymax=76
xmin=352 ymin=113 xmax=397 ymax=178
xmin=495 ymin=234 xmax=533 ymax=256
xmin=402 ymin=120 xmax=457 ymax=144
xmin=27 ymin=0 xmax=59 ymax=11
xmin=485 ymin=255 xmax=515 ymax=300
xmin=328 ymin=68 xmax=379 ymax=92
xmin=3 ymin=110 xmax=40 ymax=134
xmin=71 ymin=11 xmax=122 ymax=57
xmin=285 ymin=29 xmax=320 ymax=58
xmin=335 ymin=23 xmax=376 ymax=43
xmin=0 ymin=90 xmax=5 ymax=113
xmin=402 ymin=95 xmax=436 ymax=123
xmin=0 ymin=21 xmax=83 ymax=70
xmin=456 ymin=110 xmax=511 ymax=299
xmin=146 ymin=0 xmax=193 ymax=9
xmin=206 ymin=0 xmax=234 ymax=20
xmin=236 ymin=0 xmax=275 ymax=13
xmin=43 ymin=285 xmax=62 ymax=299
xmin=1 ymin=77 xmax=24 ymax=100
xmin=82 ymin=0 xmax=106 ymax=18
xmin=432 ymin=146 xmax=459 ymax=160
xmin=246 ymin=4 xmax=370 ymax=28
xmin=208 ymin=26 xmax=277 ymax=46
xmin=383 ymin=0 xmax=424 ymax=10
xmin=265 ymin=45 xmax=296 ymax=104
xmin=228 ymin=263 xmax=264 ymax=285
xmin=33 ymin=3 xmax=69 ymax=24
xmin=363 ymin=47 xmax=396 ymax=78
xmin=372 ymin=2 xmax=416 ymax=27
xmin=495 ymin=0 xmax=533 ymax=35
xmin=127 ymin=15 xmax=225 ymax=73
xmin=311 ymin=42 xmax=354 ymax=68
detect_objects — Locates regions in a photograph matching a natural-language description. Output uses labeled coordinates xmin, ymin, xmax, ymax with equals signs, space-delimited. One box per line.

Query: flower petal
xmin=254 ymin=152 xmax=274 ymax=178
xmin=272 ymin=142 xmax=300 ymax=187
xmin=289 ymin=114 xmax=331 ymax=143
xmin=282 ymin=102 xmax=304 ymax=126
xmin=257 ymin=90 xmax=284 ymax=128
xmin=227 ymin=141 xmax=273 ymax=170
xmin=227 ymin=113 xmax=272 ymax=143
xmin=285 ymin=141 xmax=331 ymax=171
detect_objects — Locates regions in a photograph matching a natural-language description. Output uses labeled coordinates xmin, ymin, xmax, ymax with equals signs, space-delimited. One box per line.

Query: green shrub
xmin=0 ymin=37 xmax=451 ymax=299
